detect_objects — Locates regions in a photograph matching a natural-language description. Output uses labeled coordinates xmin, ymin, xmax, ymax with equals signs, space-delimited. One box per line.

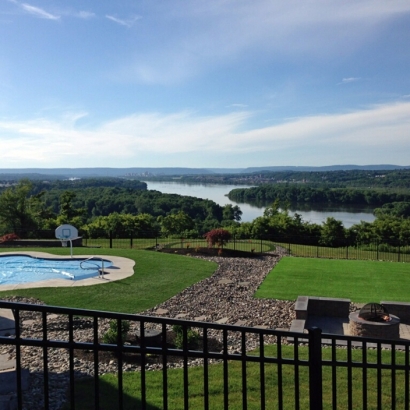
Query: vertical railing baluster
xmin=223 ymin=328 xmax=229 ymax=410
xmin=405 ymin=345 xmax=409 ymax=410
xmin=93 ymin=316 xmax=100 ymax=409
xmin=331 ymin=339 xmax=337 ymax=410
xmin=14 ymin=309 xmax=23 ymax=410
xmin=140 ymin=322 xmax=147 ymax=409
xmin=42 ymin=311 xmax=49 ymax=410
xmin=277 ymin=334 xmax=283 ymax=410
xmin=362 ymin=342 xmax=367 ymax=410
xmin=347 ymin=339 xmax=352 ymax=410
xmin=308 ymin=327 xmax=322 ymax=410
xmin=183 ymin=324 xmax=189 ymax=410
xmin=203 ymin=326 xmax=209 ymax=410
xmin=377 ymin=342 xmax=382 ymax=409
xmin=241 ymin=330 xmax=247 ymax=410
xmin=391 ymin=344 xmax=396 ymax=410
xmin=162 ymin=322 xmax=168 ymax=410
xmin=260 ymin=333 xmax=265 ymax=410
xmin=294 ymin=337 xmax=300 ymax=410
xmin=69 ymin=314 xmax=75 ymax=410
xmin=117 ymin=318 xmax=124 ymax=410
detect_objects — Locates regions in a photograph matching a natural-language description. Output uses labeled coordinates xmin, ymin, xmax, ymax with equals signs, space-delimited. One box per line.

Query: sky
xmin=1 ymin=0 xmax=410 ymax=169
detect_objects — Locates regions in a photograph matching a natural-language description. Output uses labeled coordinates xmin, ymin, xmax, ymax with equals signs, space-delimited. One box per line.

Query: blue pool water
xmin=0 ymin=255 xmax=113 ymax=285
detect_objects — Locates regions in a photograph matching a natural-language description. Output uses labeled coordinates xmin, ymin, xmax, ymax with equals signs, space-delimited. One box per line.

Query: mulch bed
xmin=155 ymin=246 xmax=260 ymax=258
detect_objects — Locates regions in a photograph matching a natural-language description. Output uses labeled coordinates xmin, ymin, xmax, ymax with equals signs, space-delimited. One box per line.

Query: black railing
xmin=1 ymin=229 xmax=410 ymax=263
xmin=0 ymin=301 xmax=409 ymax=409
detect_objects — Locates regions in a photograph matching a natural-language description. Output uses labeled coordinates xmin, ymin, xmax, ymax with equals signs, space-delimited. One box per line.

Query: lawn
xmin=65 ymin=344 xmax=408 ymax=409
xmin=255 ymin=256 xmax=410 ymax=303
xmin=0 ymin=248 xmax=217 ymax=313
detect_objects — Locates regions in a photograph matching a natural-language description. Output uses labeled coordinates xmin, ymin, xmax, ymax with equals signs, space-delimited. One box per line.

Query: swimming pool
xmin=0 ymin=255 xmax=113 ymax=285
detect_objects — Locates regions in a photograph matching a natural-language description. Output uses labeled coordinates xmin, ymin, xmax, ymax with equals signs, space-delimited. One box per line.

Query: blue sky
xmin=1 ymin=0 xmax=410 ymax=169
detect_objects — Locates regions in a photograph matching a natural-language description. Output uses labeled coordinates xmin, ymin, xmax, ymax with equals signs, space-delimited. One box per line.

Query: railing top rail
xmin=2 ymin=300 xmax=410 ymax=349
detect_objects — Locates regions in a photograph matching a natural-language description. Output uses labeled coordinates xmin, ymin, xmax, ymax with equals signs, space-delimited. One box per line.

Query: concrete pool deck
xmin=0 ymin=251 xmax=135 ymax=291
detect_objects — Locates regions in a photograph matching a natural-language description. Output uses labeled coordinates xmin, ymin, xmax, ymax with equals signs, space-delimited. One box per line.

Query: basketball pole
xmin=60 ymin=237 xmax=74 ymax=258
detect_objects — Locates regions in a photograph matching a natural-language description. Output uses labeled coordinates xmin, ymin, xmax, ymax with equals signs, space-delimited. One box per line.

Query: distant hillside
xmin=0 ymin=164 xmax=408 ymax=180
xmin=237 ymin=164 xmax=410 ymax=173
xmin=0 ymin=167 xmax=213 ymax=179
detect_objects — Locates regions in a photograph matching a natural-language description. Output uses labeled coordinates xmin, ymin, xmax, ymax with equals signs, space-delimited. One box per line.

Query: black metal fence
xmin=2 ymin=229 xmax=410 ymax=263
xmin=0 ymin=301 xmax=409 ymax=409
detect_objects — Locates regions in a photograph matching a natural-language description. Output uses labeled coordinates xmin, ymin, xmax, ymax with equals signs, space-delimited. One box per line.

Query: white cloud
xmin=0 ymin=101 xmax=409 ymax=167
xmin=75 ymin=11 xmax=95 ymax=19
xmin=105 ymin=14 xmax=141 ymax=28
xmin=227 ymin=104 xmax=248 ymax=108
xmin=114 ymin=0 xmax=410 ymax=84
xmin=341 ymin=77 xmax=361 ymax=84
xmin=20 ymin=3 xmax=60 ymax=20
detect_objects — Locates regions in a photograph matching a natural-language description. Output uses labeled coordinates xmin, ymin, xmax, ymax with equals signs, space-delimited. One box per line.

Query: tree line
xmin=0 ymin=178 xmax=409 ymax=249
xmin=228 ymin=184 xmax=410 ymax=207
xmin=0 ymin=179 xmax=242 ymax=238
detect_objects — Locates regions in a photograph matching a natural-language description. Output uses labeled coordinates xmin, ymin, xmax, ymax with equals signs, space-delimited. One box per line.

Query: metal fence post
xmin=109 ymin=231 xmax=113 ymax=249
xmin=308 ymin=327 xmax=323 ymax=410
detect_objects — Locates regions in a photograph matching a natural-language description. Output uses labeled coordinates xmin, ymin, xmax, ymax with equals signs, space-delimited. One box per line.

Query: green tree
xmin=56 ymin=191 xmax=87 ymax=227
xmin=0 ymin=180 xmax=39 ymax=235
xmin=320 ymin=217 xmax=346 ymax=247
xmin=157 ymin=211 xmax=195 ymax=236
xmin=222 ymin=204 xmax=242 ymax=221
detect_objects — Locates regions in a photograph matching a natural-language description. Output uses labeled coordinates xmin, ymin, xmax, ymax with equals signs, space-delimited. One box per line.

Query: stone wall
xmin=349 ymin=312 xmax=400 ymax=339
xmin=295 ymin=296 xmax=350 ymax=319
xmin=307 ymin=296 xmax=351 ymax=317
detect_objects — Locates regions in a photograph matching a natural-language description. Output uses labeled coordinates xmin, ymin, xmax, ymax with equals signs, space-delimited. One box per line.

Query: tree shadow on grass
xmin=64 ymin=376 xmax=162 ymax=410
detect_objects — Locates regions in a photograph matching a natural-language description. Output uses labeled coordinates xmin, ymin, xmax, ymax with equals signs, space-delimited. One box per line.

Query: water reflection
xmin=142 ymin=181 xmax=376 ymax=227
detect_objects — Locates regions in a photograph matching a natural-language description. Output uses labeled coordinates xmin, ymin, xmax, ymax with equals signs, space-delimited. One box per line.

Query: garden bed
xmin=155 ymin=246 xmax=260 ymax=258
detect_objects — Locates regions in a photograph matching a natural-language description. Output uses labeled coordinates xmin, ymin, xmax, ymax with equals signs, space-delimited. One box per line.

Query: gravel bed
xmin=0 ymin=248 xmax=295 ymax=409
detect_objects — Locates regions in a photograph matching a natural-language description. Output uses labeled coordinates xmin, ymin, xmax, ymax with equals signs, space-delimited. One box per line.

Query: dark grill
xmin=359 ymin=303 xmax=391 ymax=322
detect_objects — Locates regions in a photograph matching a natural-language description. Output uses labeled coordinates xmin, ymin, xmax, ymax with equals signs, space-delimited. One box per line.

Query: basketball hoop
xmin=55 ymin=224 xmax=78 ymax=258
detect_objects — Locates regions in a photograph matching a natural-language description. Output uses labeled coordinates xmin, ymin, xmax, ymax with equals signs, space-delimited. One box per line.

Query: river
xmin=143 ymin=181 xmax=376 ymax=227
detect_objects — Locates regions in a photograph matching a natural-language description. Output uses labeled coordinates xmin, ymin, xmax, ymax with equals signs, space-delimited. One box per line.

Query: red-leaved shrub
xmin=203 ymin=229 xmax=231 ymax=248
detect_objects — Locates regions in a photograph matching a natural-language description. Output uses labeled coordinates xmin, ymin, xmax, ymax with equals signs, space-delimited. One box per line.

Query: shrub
xmin=172 ymin=324 xmax=200 ymax=349
xmin=203 ymin=229 xmax=232 ymax=248
xmin=102 ymin=320 xmax=130 ymax=344
xmin=0 ymin=233 xmax=20 ymax=243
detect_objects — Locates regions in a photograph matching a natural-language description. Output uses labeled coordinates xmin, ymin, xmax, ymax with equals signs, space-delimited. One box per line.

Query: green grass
xmin=274 ymin=241 xmax=410 ymax=263
xmin=255 ymin=256 xmax=410 ymax=303
xmin=0 ymin=248 xmax=217 ymax=313
xmin=81 ymin=237 xmax=277 ymax=253
xmin=65 ymin=345 xmax=408 ymax=409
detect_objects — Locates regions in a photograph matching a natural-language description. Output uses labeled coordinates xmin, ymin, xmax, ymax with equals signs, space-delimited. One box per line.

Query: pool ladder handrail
xmin=80 ymin=257 xmax=106 ymax=279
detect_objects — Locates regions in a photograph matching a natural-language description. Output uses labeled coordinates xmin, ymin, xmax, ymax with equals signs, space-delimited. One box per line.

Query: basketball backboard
xmin=55 ymin=224 xmax=78 ymax=240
